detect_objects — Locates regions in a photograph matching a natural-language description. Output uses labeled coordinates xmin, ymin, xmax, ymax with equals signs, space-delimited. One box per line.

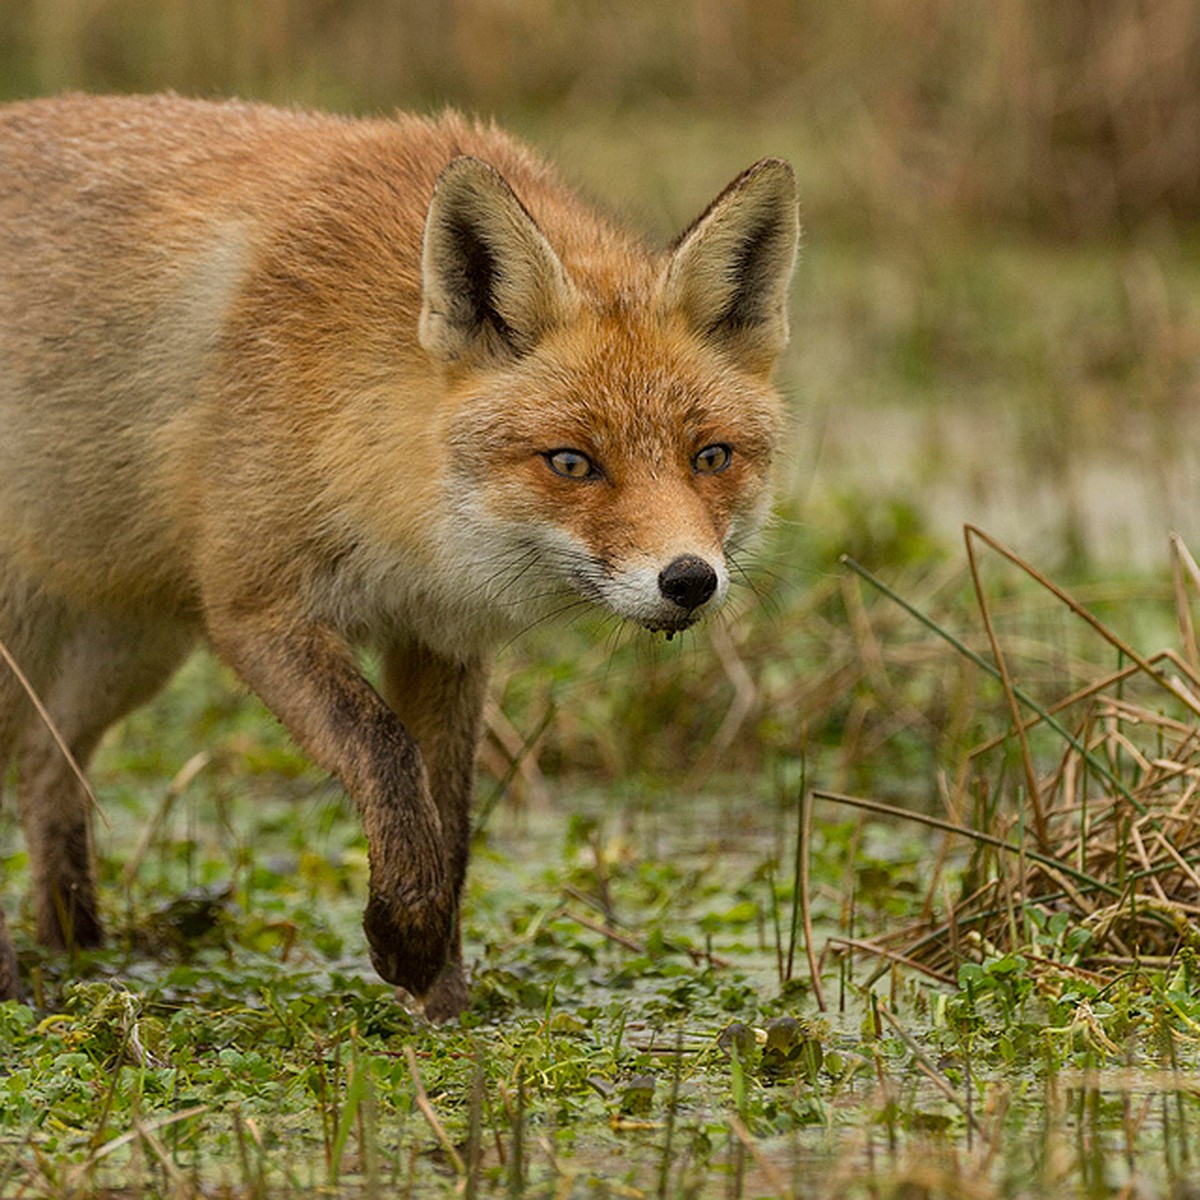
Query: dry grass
xmin=822 ymin=526 xmax=1200 ymax=986
xmin=1 ymin=0 xmax=1198 ymax=235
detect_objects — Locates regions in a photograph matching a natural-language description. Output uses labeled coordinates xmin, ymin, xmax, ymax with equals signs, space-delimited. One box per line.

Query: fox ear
xmin=420 ymin=156 xmax=577 ymax=364
xmin=661 ymin=159 xmax=799 ymax=374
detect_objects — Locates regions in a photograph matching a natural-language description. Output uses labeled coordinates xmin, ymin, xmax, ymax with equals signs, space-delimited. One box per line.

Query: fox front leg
xmin=381 ymin=641 xmax=488 ymax=1022
xmin=206 ymin=609 xmax=455 ymax=998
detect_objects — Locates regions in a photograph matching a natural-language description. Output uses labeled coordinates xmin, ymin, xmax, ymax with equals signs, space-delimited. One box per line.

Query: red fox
xmin=0 ymin=95 xmax=798 ymax=1019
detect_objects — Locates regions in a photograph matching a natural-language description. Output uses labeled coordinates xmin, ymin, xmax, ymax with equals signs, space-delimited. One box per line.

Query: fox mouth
xmin=600 ymin=591 xmax=707 ymax=637
xmin=643 ymin=613 xmax=702 ymax=639
xmin=565 ymin=559 xmax=722 ymax=636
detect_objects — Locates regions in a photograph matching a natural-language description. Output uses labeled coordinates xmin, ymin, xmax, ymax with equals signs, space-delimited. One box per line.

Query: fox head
xmin=419 ymin=155 xmax=799 ymax=639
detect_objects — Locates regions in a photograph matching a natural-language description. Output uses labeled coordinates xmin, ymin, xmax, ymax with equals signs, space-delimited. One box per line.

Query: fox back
xmin=0 ymin=95 xmax=798 ymax=1016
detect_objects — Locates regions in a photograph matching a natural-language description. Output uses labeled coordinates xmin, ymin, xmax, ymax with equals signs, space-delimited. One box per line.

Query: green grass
xmin=6 ymin=545 xmax=1200 ymax=1197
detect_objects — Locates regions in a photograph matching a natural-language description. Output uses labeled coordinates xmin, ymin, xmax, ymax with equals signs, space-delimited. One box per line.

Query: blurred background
xmin=2 ymin=1 xmax=1199 ymax=797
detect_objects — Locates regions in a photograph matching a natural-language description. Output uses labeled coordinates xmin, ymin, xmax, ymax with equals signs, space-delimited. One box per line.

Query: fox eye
xmin=693 ymin=443 xmax=732 ymax=474
xmin=545 ymin=449 xmax=596 ymax=479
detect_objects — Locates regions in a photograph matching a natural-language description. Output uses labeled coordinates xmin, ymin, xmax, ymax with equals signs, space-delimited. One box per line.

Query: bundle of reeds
xmin=822 ymin=527 xmax=1200 ymax=988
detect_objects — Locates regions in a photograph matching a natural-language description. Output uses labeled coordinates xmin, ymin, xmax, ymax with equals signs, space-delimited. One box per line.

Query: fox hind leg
xmin=0 ymin=906 xmax=18 ymax=999
xmin=16 ymin=616 xmax=195 ymax=954
xmin=0 ymin=576 xmax=66 ymax=998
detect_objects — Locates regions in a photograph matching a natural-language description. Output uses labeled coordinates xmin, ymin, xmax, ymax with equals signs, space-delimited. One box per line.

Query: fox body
xmin=0 ymin=94 xmax=798 ymax=1018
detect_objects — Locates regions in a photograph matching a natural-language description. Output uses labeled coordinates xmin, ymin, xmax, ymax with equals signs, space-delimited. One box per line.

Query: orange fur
xmin=0 ymin=95 xmax=798 ymax=1017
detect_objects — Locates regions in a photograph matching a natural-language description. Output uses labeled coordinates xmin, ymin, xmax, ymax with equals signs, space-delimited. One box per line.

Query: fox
xmin=0 ymin=94 xmax=798 ymax=1020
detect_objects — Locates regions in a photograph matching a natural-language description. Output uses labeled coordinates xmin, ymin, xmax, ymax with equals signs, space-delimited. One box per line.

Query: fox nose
xmin=658 ymin=555 xmax=718 ymax=611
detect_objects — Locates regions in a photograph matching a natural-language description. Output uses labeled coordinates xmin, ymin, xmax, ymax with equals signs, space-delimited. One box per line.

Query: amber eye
xmin=693 ymin=443 xmax=732 ymax=474
xmin=545 ymin=449 xmax=596 ymax=479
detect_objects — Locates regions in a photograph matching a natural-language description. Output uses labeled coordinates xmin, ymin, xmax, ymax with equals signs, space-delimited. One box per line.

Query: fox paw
xmin=420 ymin=961 xmax=469 ymax=1023
xmin=362 ymin=888 xmax=453 ymax=998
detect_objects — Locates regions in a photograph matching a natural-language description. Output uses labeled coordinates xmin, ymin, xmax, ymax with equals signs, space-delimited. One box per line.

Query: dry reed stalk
xmin=404 ymin=1046 xmax=466 ymax=1177
xmin=0 ymin=634 xmax=107 ymax=826
xmin=834 ymin=527 xmax=1200 ymax=985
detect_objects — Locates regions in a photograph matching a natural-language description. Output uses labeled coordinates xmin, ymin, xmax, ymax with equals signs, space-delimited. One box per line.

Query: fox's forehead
xmin=516 ymin=315 xmax=782 ymax=452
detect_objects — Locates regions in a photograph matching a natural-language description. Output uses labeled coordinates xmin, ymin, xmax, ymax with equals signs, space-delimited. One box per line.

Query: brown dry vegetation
xmin=1 ymin=0 xmax=1198 ymax=237
xmin=811 ymin=529 xmax=1200 ymax=991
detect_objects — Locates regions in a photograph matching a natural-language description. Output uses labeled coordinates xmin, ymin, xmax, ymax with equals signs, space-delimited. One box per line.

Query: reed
xmin=0 ymin=0 xmax=1196 ymax=233
xmin=826 ymin=527 xmax=1200 ymax=983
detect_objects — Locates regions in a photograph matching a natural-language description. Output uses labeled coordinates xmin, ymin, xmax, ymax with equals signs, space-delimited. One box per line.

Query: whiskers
xmin=722 ymin=542 xmax=780 ymax=623
xmin=502 ymin=595 xmax=597 ymax=650
xmin=722 ymin=525 xmax=821 ymax=627
xmin=464 ymin=537 xmax=610 ymax=649
xmin=460 ymin=530 xmax=783 ymax=653
xmin=460 ymin=542 xmax=545 ymax=607
xmin=460 ymin=542 xmax=574 ymax=615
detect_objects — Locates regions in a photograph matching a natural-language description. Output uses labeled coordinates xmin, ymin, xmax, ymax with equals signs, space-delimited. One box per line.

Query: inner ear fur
xmin=419 ymin=156 xmax=577 ymax=365
xmin=660 ymin=158 xmax=800 ymax=375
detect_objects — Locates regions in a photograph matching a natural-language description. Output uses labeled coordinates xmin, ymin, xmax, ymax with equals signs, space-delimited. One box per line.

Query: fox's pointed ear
xmin=419 ymin=157 xmax=577 ymax=364
xmin=660 ymin=159 xmax=799 ymax=375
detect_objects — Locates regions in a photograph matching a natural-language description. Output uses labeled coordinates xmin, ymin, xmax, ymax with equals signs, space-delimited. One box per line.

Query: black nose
xmin=658 ymin=555 xmax=718 ymax=611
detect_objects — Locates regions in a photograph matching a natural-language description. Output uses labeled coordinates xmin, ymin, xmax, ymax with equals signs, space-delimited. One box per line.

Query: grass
xmin=839 ymin=531 xmax=1200 ymax=977
xmin=3 ymin=0 xmax=1199 ymax=234
xmin=6 ymin=523 xmax=1200 ymax=1197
